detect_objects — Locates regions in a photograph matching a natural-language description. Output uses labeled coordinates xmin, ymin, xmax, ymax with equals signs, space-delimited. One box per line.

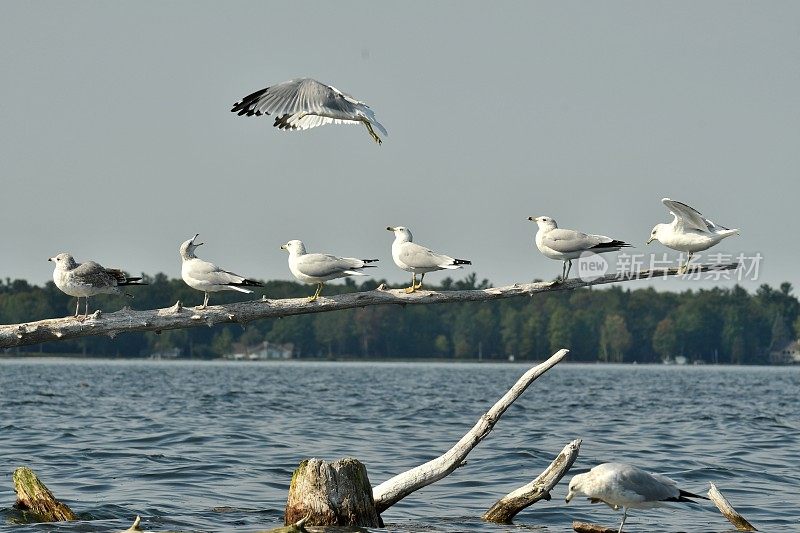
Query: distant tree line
xmin=1 ymin=274 xmax=798 ymax=364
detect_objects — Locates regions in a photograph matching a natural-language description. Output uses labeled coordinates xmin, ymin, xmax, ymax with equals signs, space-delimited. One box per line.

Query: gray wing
xmin=617 ymin=467 xmax=679 ymax=502
xmin=187 ymin=259 xmax=247 ymax=286
xmin=542 ymin=228 xmax=610 ymax=254
xmin=398 ymin=242 xmax=454 ymax=269
xmin=296 ymin=253 xmax=366 ymax=278
xmin=662 ymin=198 xmax=727 ymax=233
xmin=71 ymin=261 xmax=118 ymax=288
xmin=232 ymin=78 xmax=361 ymax=121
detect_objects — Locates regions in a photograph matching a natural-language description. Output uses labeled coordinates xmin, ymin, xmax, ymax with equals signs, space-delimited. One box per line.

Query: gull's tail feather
xmin=234 ymin=278 xmax=264 ymax=288
xmin=225 ymin=285 xmax=254 ymax=294
xmin=666 ymin=489 xmax=710 ymax=503
xmin=119 ymin=277 xmax=147 ymax=286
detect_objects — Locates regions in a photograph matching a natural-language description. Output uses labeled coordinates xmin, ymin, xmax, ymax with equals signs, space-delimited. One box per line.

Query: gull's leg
xmin=415 ymin=273 xmax=425 ymax=290
xmin=405 ymin=274 xmax=417 ymax=294
xmin=363 ymin=120 xmax=382 ymax=145
xmin=85 ymin=297 xmax=90 ymax=317
xmin=566 ymin=260 xmax=573 ymax=279
xmin=198 ymin=292 xmax=209 ymax=310
xmin=560 ymin=261 xmax=567 ymax=281
xmin=308 ymin=282 xmax=323 ymax=302
xmin=687 ymin=251 xmax=694 ymax=273
xmin=617 ymin=507 xmax=628 ymax=533
xmin=74 ymin=298 xmax=81 ymax=318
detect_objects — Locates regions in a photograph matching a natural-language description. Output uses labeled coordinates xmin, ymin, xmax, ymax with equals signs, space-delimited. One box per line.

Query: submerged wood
xmin=708 ymin=482 xmax=757 ymax=531
xmin=264 ymin=515 xmax=309 ymax=533
xmin=285 ymin=458 xmax=381 ymax=528
xmin=120 ymin=515 xmax=143 ymax=532
xmin=0 ymin=264 xmax=737 ymax=349
xmin=572 ymin=521 xmax=616 ymax=533
xmin=12 ymin=466 xmax=78 ymax=522
xmin=483 ymin=438 xmax=582 ymax=523
xmin=372 ymin=349 xmax=569 ymax=513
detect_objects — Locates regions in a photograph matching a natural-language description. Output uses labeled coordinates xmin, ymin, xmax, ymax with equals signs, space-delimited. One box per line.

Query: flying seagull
xmin=281 ymin=240 xmax=378 ymax=302
xmin=565 ymin=462 xmax=709 ymax=533
xmin=528 ymin=216 xmax=631 ymax=281
xmin=647 ymin=198 xmax=739 ymax=273
xmin=387 ymin=226 xmax=471 ymax=293
xmin=49 ymin=253 xmax=146 ymax=318
xmin=231 ymin=78 xmax=388 ymax=145
xmin=179 ymin=234 xmax=263 ymax=309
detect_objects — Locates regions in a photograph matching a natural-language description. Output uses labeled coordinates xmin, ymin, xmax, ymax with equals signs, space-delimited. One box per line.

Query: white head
xmin=387 ymin=226 xmax=413 ymax=242
xmin=527 ymin=216 xmax=558 ymax=231
xmin=280 ymin=239 xmax=307 ymax=256
xmin=647 ymin=224 xmax=666 ymax=245
xmin=565 ymin=472 xmax=586 ymax=503
xmin=179 ymin=234 xmax=203 ymax=260
xmin=48 ymin=252 xmax=77 ymax=270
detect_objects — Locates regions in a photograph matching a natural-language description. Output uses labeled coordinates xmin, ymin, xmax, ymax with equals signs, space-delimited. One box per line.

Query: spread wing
xmin=662 ymin=198 xmax=727 ymax=233
xmin=398 ymin=242 xmax=454 ymax=269
xmin=295 ymin=253 xmax=368 ymax=278
xmin=542 ymin=228 xmax=610 ymax=254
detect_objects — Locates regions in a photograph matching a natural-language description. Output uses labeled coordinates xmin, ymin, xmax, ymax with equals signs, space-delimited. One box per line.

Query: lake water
xmin=0 ymin=359 xmax=798 ymax=532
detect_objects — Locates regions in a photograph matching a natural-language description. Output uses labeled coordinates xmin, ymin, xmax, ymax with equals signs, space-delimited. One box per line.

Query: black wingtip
xmin=238 ymin=279 xmax=264 ymax=288
xmin=231 ymin=87 xmax=270 ymax=116
xmin=591 ymin=239 xmax=632 ymax=250
xmin=452 ymin=259 xmax=472 ymax=266
xmin=362 ymin=259 xmax=380 ymax=263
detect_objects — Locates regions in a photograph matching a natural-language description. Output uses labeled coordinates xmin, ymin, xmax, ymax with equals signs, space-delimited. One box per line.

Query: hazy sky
xmin=2 ymin=2 xmax=798 ymax=292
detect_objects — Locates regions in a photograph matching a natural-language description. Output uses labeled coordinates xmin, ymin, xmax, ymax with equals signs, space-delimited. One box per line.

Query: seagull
xmin=231 ymin=78 xmax=388 ymax=145
xmin=565 ymin=462 xmax=708 ymax=533
xmin=179 ymin=234 xmax=263 ymax=309
xmin=386 ymin=226 xmax=471 ymax=293
xmin=281 ymin=239 xmax=378 ymax=302
xmin=49 ymin=253 xmax=146 ymax=318
xmin=647 ymin=198 xmax=739 ymax=273
xmin=528 ymin=216 xmax=631 ymax=280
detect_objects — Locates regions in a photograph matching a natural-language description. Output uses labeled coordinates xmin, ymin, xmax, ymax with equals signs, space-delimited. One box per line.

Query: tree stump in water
xmin=284 ymin=458 xmax=382 ymax=527
xmin=12 ymin=467 xmax=77 ymax=522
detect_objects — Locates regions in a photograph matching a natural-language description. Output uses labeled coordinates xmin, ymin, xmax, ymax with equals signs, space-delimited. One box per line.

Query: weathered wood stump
xmin=284 ymin=458 xmax=382 ymax=527
xmin=12 ymin=466 xmax=77 ymax=522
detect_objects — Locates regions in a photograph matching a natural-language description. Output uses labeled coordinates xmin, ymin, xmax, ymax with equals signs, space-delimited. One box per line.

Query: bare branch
xmin=371 ymin=349 xmax=569 ymax=513
xmin=0 ymin=264 xmax=737 ymax=349
xmin=708 ymin=482 xmax=757 ymax=531
xmin=483 ymin=438 xmax=582 ymax=523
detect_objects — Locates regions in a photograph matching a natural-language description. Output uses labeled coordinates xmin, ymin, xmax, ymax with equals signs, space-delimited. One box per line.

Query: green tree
xmin=599 ymin=314 xmax=632 ymax=362
xmin=652 ymin=318 xmax=678 ymax=362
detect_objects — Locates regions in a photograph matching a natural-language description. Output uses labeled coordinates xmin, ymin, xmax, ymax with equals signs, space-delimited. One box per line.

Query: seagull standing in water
xmin=528 ymin=216 xmax=631 ymax=280
xmin=49 ymin=253 xmax=146 ymax=318
xmin=565 ymin=462 xmax=708 ymax=533
xmin=387 ymin=226 xmax=471 ymax=293
xmin=231 ymin=78 xmax=388 ymax=145
xmin=281 ymin=239 xmax=378 ymax=302
xmin=179 ymin=234 xmax=263 ymax=309
xmin=647 ymin=198 xmax=739 ymax=273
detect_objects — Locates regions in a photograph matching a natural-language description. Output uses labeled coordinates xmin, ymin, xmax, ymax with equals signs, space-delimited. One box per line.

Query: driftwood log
xmin=572 ymin=521 xmax=616 ymax=533
xmin=12 ymin=466 xmax=77 ymax=522
xmin=0 ymin=265 xmax=737 ymax=349
xmin=284 ymin=349 xmax=568 ymax=526
xmin=708 ymin=482 xmax=757 ymax=531
xmin=483 ymin=438 xmax=582 ymax=523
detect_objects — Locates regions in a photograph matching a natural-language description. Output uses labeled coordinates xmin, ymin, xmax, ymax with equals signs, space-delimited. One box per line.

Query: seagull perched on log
xmin=387 ymin=226 xmax=471 ymax=293
xmin=231 ymin=78 xmax=388 ymax=145
xmin=565 ymin=462 xmax=709 ymax=533
xmin=49 ymin=253 xmax=146 ymax=319
xmin=179 ymin=234 xmax=263 ymax=309
xmin=281 ymin=240 xmax=378 ymax=302
xmin=528 ymin=216 xmax=631 ymax=281
xmin=647 ymin=198 xmax=739 ymax=273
